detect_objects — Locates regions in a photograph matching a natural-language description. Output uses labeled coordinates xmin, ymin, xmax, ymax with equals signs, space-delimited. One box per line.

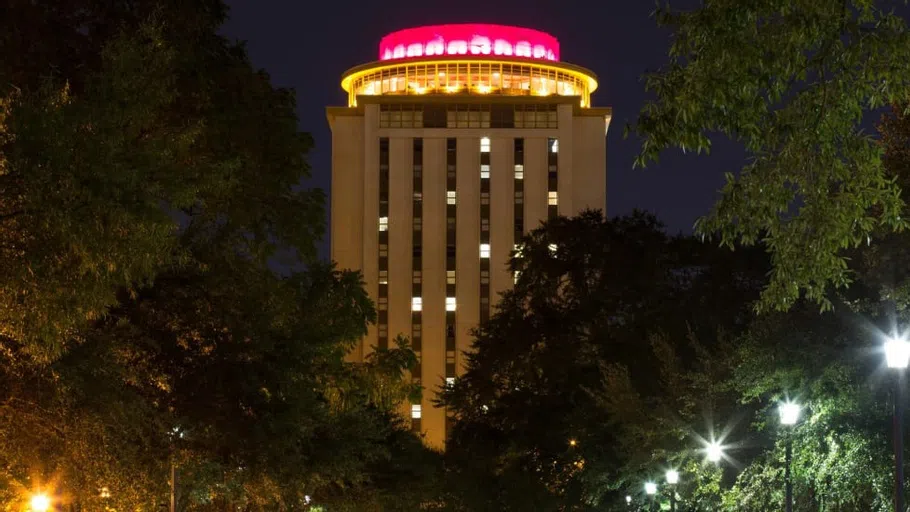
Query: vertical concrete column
xmin=524 ymin=137 xmax=549 ymax=233
xmin=420 ymin=137 xmax=447 ymax=450
xmin=489 ymin=137 xmax=514 ymax=309
xmin=360 ymin=105 xmax=380 ymax=361
xmin=557 ymin=104 xmax=575 ymax=216
xmin=455 ymin=137 xmax=480 ymax=375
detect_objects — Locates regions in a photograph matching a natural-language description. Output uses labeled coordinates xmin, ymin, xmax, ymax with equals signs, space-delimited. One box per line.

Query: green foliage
xmin=0 ymin=1 xmax=323 ymax=359
xmin=631 ymin=0 xmax=910 ymax=311
xmin=443 ymin=210 xmax=766 ymax=510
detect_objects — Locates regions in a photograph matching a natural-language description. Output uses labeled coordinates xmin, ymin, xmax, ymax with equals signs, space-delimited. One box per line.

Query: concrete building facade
xmin=328 ymin=24 xmax=610 ymax=449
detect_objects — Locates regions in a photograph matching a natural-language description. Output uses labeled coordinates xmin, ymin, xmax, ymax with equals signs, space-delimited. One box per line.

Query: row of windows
xmin=378 ymin=103 xmax=559 ymax=129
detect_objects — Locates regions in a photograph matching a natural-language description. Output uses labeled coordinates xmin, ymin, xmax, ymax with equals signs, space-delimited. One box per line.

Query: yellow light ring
xmin=340 ymin=58 xmax=598 ymax=107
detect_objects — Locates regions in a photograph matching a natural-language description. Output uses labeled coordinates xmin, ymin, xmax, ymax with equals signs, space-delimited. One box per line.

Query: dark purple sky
xmin=221 ymin=0 xmax=746 ymax=257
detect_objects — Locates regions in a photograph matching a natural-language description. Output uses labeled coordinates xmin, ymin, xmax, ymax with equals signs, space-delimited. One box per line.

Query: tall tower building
xmin=328 ymin=24 xmax=610 ymax=449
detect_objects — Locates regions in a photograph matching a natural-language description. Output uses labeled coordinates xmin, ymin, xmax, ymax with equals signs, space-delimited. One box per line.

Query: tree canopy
xmin=632 ymin=0 xmax=910 ymax=311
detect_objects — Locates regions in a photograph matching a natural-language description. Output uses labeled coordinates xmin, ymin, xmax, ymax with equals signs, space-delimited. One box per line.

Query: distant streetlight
xmin=30 ymin=493 xmax=51 ymax=512
xmin=665 ymin=470 xmax=679 ymax=512
xmin=625 ymin=495 xmax=632 ymax=505
xmin=885 ymin=334 xmax=910 ymax=512
xmin=644 ymin=482 xmax=658 ymax=512
xmin=779 ymin=401 xmax=801 ymax=512
xmin=706 ymin=441 xmax=724 ymax=463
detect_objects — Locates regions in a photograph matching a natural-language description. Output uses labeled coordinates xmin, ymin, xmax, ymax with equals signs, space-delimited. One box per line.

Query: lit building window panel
xmin=446 ymin=297 xmax=457 ymax=311
xmin=548 ymin=191 xmax=559 ymax=205
xmin=447 ymin=191 xmax=457 ymax=205
xmin=480 ymin=137 xmax=491 ymax=153
xmin=379 ymin=216 xmax=389 ymax=231
xmin=480 ymin=244 xmax=491 ymax=258
xmin=411 ymin=297 xmax=423 ymax=311
xmin=411 ymin=404 xmax=422 ymax=419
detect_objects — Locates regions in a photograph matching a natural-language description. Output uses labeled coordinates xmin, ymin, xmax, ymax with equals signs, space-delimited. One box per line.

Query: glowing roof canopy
xmin=379 ymin=24 xmax=560 ymax=62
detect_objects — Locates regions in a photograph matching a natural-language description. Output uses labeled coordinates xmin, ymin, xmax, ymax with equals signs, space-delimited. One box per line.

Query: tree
xmin=1 ymin=0 xmax=323 ymax=358
xmin=442 ymin=211 xmax=766 ymax=510
xmin=632 ymin=0 xmax=910 ymax=311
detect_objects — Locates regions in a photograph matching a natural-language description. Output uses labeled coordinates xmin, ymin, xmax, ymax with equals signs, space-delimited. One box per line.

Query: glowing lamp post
xmin=644 ymin=482 xmax=658 ymax=512
xmin=625 ymin=495 xmax=632 ymax=508
xmin=779 ymin=401 xmax=801 ymax=512
xmin=30 ymin=493 xmax=51 ymax=512
xmin=886 ymin=334 xmax=910 ymax=512
xmin=665 ymin=470 xmax=679 ymax=512
xmin=706 ymin=441 xmax=723 ymax=463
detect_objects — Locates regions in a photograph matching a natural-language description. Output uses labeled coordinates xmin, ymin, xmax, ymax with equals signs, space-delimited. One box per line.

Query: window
xmin=414 ymin=192 xmax=423 ymax=202
xmin=549 ymin=138 xmax=559 ymax=153
xmin=548 ymin=191 xmax=559 ymax=206
xmin=446 ymin=377 xmax=456 ymax=387
xmin=549 ymin=243 xmax=558 ymax=254
xmin=513 ymin=244 xmax=524 ymax=257
xmin=515 ymin=190 xmax=524 ymax=204
xmin=514 ymin=271 xmax=520 ymax=284
xmin=481 ymin=270 xmax=490 ymax=284
xmin=480 ymin=244 xmax=491 ymax=258
xmin=447 ymin=191 xmax=457 ymax=205
xmin=514 ymin=164 xmax=524 ymax=180
xmin=447 ymin=270 xmax=456 ymax=285
xmin=379 ymin=243 xmax=388 ymax=257
xmin=480 ymin=164 xmax=490 ymax=179
xmin=411 ymin=297 xmax=423 ymax=311
xmin=481 ymin=218 xmax=490 ymax=232
xmin=481 ymin=192 xmax=490 ymax=205
xmin=379 ymin=270 xmax=388 ymax=285
xmin=411 ymin=404 xmax=422 ymax=419
xmin=480 ymin=137 xmax=491 ymax=153
xmin=413 ymin=217 xmax=422 ymax=230
xmin=378 ymin=297 xmax=388 ymax=310
xmin=446 ymin=297 xmax=457 ymax=311
xmin=378 ymin=216 xmax=389 ymax=231
xmin=413 ymin=271 xmax=422 ymax=284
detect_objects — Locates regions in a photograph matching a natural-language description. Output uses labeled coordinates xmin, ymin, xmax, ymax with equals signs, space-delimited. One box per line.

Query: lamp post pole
xmin=779 ymin=401 xmax=800 ymax=512
xmin=885 ymin=335 xmax=910 ymax=512
xmin=895 ymin=371 xmax=905 ymax=512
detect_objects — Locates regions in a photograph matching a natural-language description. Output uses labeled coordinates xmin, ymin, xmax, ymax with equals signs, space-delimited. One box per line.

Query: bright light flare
xmin=778 ymin=401 xmax=801 ymax=426
xmin=885 ymin=334 xmax=910 ymax=369
xmin=625 ymin=495 xmax=632 ymax=504
xmin=665 ymin=469 xmax=679 ymax=484
xmin=644 ymin=482 xmax=657 ymax=495
xmin=706 ymin=441 xmax=724 ymax=462
xmin=30 ymin=493 xmax=51 ymax=512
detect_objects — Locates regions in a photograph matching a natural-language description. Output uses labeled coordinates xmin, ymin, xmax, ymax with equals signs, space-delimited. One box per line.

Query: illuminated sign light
xmin=379 ymin=24 xmax=560 ymax=63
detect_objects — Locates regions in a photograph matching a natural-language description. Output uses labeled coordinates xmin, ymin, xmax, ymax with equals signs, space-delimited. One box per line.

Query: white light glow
xmin=411 ymin=297 xmax=422 ymax=312
xmin=30 ymin=494 xmax=51 ymax=512
xmin=779 ymin=401 xmax=801 ymax=426
xmin=480 ymin=244 xmax=491 ymax=258
xmin=446 ymin=297 xmax=457 ymax=312
xmin=411 ymin=404 xmax=421 ymax=419
xmin=644 ymin=482 xmax=657 ymax=495
xmin=626 ymin=495 xmax=632 ymax=504
xmin=666 ymin=469 xmax=679 ymax=485
xmin=707 ymin=441 xmax=723 ymax=462
xmin=886 ymin=334 xmax=910 ymax=369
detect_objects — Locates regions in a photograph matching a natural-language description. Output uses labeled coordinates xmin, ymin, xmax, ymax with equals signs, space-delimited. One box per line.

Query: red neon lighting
xmin=379 ymin=24 xmax=560 ymax=62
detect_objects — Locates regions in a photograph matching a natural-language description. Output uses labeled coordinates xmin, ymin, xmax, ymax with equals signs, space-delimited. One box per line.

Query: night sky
xmin=221 ymin=0 xmax=747 ymax=258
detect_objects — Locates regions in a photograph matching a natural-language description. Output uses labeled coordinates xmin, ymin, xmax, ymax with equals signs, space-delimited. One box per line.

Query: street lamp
xmin=885 ymin=334 xmax=910 ymax=512
xmin=706 ymin=441 xmax=723 ymax=463
xmin=30 ymin=493 xmax=51 ymax=512
xmin=665 ymin=470 xmax=679 ymax=512
xmin=645 ymin=482 xmax=658 ymax=512
xmin=625 ymin=495 xmax=632 ymax=508
xmin=779 ymin=401 xmax=801 ymax=512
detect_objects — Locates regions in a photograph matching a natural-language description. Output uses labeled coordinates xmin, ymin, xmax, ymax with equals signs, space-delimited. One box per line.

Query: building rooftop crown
xmin=378 ymin=24 xmax=560 ymax=62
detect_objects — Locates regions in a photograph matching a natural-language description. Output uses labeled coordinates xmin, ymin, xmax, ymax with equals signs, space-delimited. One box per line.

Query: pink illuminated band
xmin=379 ymin=24 xmax=560 ymax=62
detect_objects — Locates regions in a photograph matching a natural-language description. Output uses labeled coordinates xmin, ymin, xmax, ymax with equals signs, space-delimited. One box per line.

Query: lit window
xmin=379 ymin=216 xmax=389 ymax=231
xmin=514 ymin=271 xmax=520 ymax=284
xmin=411 ymin=404 xmax=422 ymax=419
xmin=411 ymin=297 xmax=423 ymax=311
xmin=447 ymin=191 xmax=457 ymax=205
xmin=480 ymin=164 xmax=490 ymax=179
xmin=480 ymin=137 xmax=491 ymax=153
xmin=480 ymin=243 xmax=491 ymax=258
xmin=446 ymin=297 xmax=457 ymax=311
xmin=550 ymin=138 xmax=559 ymax=153
xmin=548 ymin=191 xmax=559 ymax=205
xmin=549 ymin=243 xmax=558 ymax=254
xmin=447 ymin=270 xmax=456 ymax=285
xmin=513 ymin=244 xmax=524 ymax=257
xmin=514 ymin=164 xmax=524 ymax=179
xmin=379 ymin=270 xmax=388 ymax=285
xmin=446 ymin=377 xmax=456 ymax=387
